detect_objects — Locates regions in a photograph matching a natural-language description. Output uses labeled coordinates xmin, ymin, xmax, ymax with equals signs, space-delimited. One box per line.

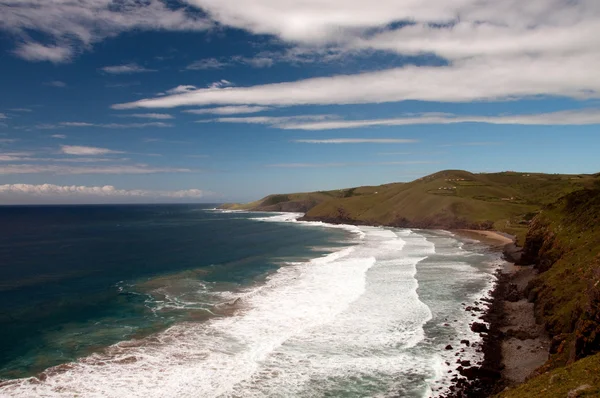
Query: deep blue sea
xmin=0 ymin=205 xmax=503 ymax=397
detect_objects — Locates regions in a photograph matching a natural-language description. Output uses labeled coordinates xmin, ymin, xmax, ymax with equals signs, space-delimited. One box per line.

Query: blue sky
xmin=1 ymin=0 xmax=600 ymax=204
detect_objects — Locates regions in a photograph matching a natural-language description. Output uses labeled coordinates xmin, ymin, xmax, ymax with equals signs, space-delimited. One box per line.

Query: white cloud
xmin=0 ymin=164 xmax=193 ymax=175
xmin=267 ymin=161 xmax=436 ymax=168
xmin=44 ymin=121 xmax=172 ymax=129
xmin=9 ymin=108 xmax=33 ymax=112
xmin=100 ymin=63 xmax=156 ymax=74
xmin=0 ymin=184 xmax=210 ymax=203
xmin=61 ymin=122 xmax=93 ymax=127
xmin=184 ymin=106 xmax=271 ymax=115
xmin=294 ymin=139 xmax=417 ymax=144
xmin=164 ymin=85 xmax=198 ymax=95
xmin=110 ymin=0 xmax=600 ymax=110
xmin=2 ymin=0 xmax=211 ymax=63
xmin=208 ymin=80 xmax=233 ymax=89
xmin=0 ymin=113 xmax=6 ymax=119
xmin=438 ymin=142 xmax=500 ymax=147
xmin=51 ymin=134 xmax=67 ymax=139
xmin=61 ymin=145 xmax=124 ymax=156
xmin=14 ymin=42 xmax=73 ymax=63
xmin=0 ymin=139 xmax=18 ymax=144
xmin=185 ymin=58 xmax=228 ymax=70
xmin=185 ymin=0 xmax=600 ymax=53
xmin=43 ymin=80 xmax=66 ymax=87
xmin=209 ymin=114 xmax=338 ymax=127
xmin=113 ymin=53 xmax=600 ymax=110
xmin=0 ymin=152 xmax=35 ymax=162
xmin=124 ymin=113 xmax=174 ymax=120
xmin=266 ymin=109 xmax=600 ymax=130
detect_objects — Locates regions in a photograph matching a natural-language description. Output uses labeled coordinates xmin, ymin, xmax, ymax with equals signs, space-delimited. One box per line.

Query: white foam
xmin=1 ymin=225 xmax=439 ymax=398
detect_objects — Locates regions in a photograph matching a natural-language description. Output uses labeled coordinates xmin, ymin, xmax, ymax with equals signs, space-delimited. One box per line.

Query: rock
xmin=445 ymin=344 xmax=453 ymax=350
xmin=471 ymin=322 xmax=489 ymax=333
xmin=550 ymin=334 xmax=567 ymax=354
xmin=506 ymin=283 xmax=521 ymax=302
xmin=567 ymin=384 xmax=591 ymax=398
xmin=460 ymin=339 xmax=470 ymax=346
xmin=505 ymin=328 xmax=535 ymax=340
xmin=460 ymin=360 xmax=471 ymax=367
xmin=465 ymin=306 xmax=473 ymax=311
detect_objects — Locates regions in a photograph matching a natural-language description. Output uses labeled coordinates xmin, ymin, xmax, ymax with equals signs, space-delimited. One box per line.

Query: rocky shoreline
xmin=439 ymin=235 xmax=549 ymax=398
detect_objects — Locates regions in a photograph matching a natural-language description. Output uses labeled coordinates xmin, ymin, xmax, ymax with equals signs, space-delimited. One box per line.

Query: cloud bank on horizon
xmin=0 ymin=0 xmax=599 ymax=203
xmin=0 ymin=184 xmax=211 ymax=204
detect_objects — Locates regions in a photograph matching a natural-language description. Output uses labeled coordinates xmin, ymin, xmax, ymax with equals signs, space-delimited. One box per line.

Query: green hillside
xmin=224 ymin=170 xmax=597 ymax=242
xmin=220 ymin=184 xmax=384 ymax=212
xmin=499 ymin=186 xmax=600 ymax=397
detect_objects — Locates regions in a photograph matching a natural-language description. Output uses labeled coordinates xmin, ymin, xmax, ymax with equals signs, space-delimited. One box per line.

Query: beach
xmin=446 ymin=230 xmax=550 ymax=397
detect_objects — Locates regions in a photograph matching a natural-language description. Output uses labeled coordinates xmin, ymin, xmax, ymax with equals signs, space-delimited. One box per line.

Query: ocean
xmin=0 ymin=205 xmax=502 ymax=397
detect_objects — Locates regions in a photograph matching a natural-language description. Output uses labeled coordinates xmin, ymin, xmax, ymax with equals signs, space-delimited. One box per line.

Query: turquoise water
xmin=0 ymin=207 xmax=502 ymax=397
xmin=0 ymin=205 xmax=349 ymax=380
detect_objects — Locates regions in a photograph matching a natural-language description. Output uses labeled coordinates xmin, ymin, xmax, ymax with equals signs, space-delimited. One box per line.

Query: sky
xmin=0 ymin=0 xmax=600 ymax=204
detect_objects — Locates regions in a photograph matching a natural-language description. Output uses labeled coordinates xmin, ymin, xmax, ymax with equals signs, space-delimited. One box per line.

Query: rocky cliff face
xmin=520 ymin=188 xmax=600 ymax=368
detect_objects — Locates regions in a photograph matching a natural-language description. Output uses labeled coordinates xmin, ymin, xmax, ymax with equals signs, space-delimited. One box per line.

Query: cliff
xmin=499 ymin=187 xmax=600 ymax=397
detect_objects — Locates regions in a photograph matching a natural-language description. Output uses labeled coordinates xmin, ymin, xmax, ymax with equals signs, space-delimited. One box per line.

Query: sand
xmin=456 ymin=229 xmax=515 ymax=246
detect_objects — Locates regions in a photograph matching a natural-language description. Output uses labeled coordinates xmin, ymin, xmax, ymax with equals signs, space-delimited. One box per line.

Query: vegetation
xmin=499 ymin=186 xmax=600 ymax=397
xmin=223 ymin=170 xmax=597 ymax=243
xmin=223 ymin=170 xmax=600 ymax=395
xmin=497 ymin=352 xmax=600 ymax=398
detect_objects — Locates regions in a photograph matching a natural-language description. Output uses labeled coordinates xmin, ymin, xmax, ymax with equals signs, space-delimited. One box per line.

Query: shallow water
xmin=0 ymin=206 xmax=502 ymax=397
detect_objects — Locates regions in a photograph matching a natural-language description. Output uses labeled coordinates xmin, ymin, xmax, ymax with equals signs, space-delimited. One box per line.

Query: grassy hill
xmin=224 ymin=170 xmax=597 ymax=242
xmin=498 ymin=186 xmax=600 ymax=397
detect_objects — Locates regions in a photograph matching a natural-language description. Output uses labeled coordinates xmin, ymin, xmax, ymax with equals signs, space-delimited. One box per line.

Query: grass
xmin=497 ymin=352 xmax=600 ymax=398
xmin=223 ymin=170 xmax=598 ymax=232
xmin=302 ymin=170 xmax=596 ymax=230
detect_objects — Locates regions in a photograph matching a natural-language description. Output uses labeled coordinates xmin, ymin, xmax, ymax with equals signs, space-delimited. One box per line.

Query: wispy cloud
xmin=184 ymin=106 xmax=271 ymax=115
xmin=438 ymin=142 xmax=501 ymax=148
xmin=207 ymin=115 xmax=339 ymax=127
xmin=61 ymin=145 xmax=124 ymax=156
xmin=0 ymin=152 xmax=35 ymax=162
xmin=9 ymin=108 xmax=32 ymax=112
xmin=100 ymin=63 xmax=156 ymax=74
xmin=106 ymin=81 xmax=141 ymax=88
xmin=114 ymin=56 xmax=600 ymax=109
xmin=293 ymin=139 xmax=417 ymax=144
xmin=267 ymin=161 xmax=437 ymax=168
xmin=0 ymin=139 xmax=18 ymax=144
xmin=270 ymin=110 xmax=600 ymax=130
xmin=142 ymin=138 xmax=188 ymax=144
xmin=14 ymin=43 xmax=73 ymax=63
xmin=0 ymin=164 xmax=193 ymax=175
xmin=51 ymin=134 xmax=67 ymax=139
xmin=43 ymin=81 xmax=66 ymax=88
xmin=0 ymin=113 xmax=6 ymax=119
xmin=0 ymin=184 xmax=209 ymax=204
xmin=38 ymin=122 xmax=172 ymax=129
xmin=185 ymin=58 xmax=228 ymax=70
xmin=122 ymin=113 xmax=174 ymax=120
xmin=2 ymin=1 xmax=210 ymax=63
xmin=163 ymin=85 xmax=198 ymax=95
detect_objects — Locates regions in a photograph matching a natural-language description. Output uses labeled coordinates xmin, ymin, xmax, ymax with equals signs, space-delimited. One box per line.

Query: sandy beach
xmin=456 ymin=229 xmax=515 ymax=246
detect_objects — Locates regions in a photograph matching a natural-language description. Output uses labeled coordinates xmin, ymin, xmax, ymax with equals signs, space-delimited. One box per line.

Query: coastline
xmin=445 ymin=230 xmax=549 ymax=397
xmin=222 ymin=210 xmax=549 ymax=396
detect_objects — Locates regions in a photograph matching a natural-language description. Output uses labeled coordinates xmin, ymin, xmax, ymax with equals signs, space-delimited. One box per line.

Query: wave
xmin=1 ymin=219 xmax=441 ymax=397
xmin=0 ymin=215 xmax=501 ymax=398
